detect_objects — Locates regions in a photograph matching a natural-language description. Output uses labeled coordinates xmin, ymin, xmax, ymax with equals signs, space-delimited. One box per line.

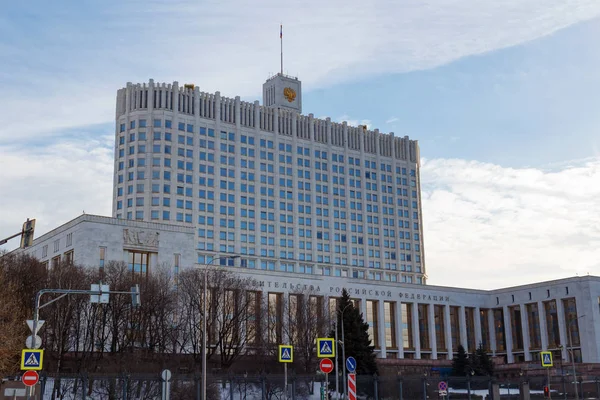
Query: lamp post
xmin=202 ymin=255 xmax=240 ymax=400
xmin=566 ymin=315 xmax=585 ymax=400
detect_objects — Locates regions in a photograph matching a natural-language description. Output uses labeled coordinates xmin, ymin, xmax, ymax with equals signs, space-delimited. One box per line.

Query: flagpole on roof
xmin=280 ymin=23 xmax=283 ymax=75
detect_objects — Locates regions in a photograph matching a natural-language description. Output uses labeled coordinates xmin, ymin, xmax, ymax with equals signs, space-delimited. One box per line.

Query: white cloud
xmin=337 ymin=115 xmax=372 ymax=130
xmin=1 ymin=1 xmax=600 ymax=141
xmin=386 ymin=117 xmax=399 ymax=124
xmin=0 ymin=136 xmax=114 ymax=251
xmin=421 ymin=157 xmax=600 ymax=289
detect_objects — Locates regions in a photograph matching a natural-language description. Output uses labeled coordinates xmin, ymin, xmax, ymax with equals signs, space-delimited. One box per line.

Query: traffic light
xmin=20 ymin=219 xmax=36 ymax=248
xmin=544 ymin=386 xmax=549 ymax=398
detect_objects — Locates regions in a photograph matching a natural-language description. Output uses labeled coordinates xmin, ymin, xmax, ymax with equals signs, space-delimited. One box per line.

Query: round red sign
xmin=22 ymin=370 xmax=39 ymax=387
xmin=320 ymin=358 xmax=334 ymax=374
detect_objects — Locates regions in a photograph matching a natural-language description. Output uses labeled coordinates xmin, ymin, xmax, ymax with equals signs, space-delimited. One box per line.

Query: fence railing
xmin=4 ymin=373 xmax=600 ymax=400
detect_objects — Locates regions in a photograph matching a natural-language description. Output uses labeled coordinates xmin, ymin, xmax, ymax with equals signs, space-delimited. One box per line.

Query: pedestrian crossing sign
xmin=317 ymin=338 xmax=335 ymax=358
xmin=278 ymin=345 xmax=293 ymax=363
xmin=541 ymin=351 xmax=553 ymax=367
xmin=21 ymin=349 xmax=44 ymax=371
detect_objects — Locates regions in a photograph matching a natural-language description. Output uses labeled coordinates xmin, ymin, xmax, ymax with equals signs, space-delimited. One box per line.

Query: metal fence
xmin=8 ymin=373 xmax=600 ymax=400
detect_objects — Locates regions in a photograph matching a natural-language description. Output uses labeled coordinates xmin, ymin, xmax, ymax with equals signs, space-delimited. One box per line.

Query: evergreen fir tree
xmin=451 ymin=345 xmax=469 ymax=376
xmin=472 ymin=343 xmax=494 ymax=376
xmin=330 ymin=289 xmax=378 ymax=375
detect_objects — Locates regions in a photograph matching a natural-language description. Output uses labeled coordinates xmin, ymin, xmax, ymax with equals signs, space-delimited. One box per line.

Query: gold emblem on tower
xmin=283 ymin=87 xmax=296 ymax=103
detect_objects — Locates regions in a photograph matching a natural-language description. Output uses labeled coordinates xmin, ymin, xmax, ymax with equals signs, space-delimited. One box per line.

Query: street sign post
xmin=320 ymin=359 xmax=334 ymax=374
xmin=22 ymin=371 xmax=39 ymax=387
xmin=346 ymin=357 xmax=357 ymax=373
xmin=316 ymin=338 xmax=335 ymax=358
xmin=21 ymin=349 xmax=44 ymax=371
xmin=438 ymin=381 xmax=448 ymax=398
xmin=541 ymin=351 xmax=553 ymax=399
xmin=279 ymin=345 xmax=293 ymax=400
xmin=348 ymin=373 xmax=357 ymax=400
xmin=25 ymin=335 xmax=42 ymax=349
xmin=161 ymin=369 xmax=171 ymax=400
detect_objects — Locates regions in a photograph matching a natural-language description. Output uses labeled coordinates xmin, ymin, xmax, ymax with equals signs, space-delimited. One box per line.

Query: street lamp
xmin=566 ymin=314 xmax=585 ymax=400
xmin=202 ymin=254 xmax=240 ymax=400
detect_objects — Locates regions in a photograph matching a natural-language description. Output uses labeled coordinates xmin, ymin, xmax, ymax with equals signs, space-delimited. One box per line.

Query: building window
xmin=434 ymin=305 xmax=446 ymax=352
xmin=479 ymin=309 xmax=491 ymax=351
xmin=384 ymin=301 xmax=396 ymax=349
xmin=544 ymin=300 xmax=561 ymax=348
xmin=526 ymin=303 xmax=542 ymax=350
xmin=66 ymin=233 xmax=73 ymax=247
xmin=42 ymin=245 xmax=48 ymax=258
xmin=418 ymin=304 xmax=430 ymax=350
xmin=64 ymin=250 xmax=74 ymax=265
xmin=51 ymin=255 xmax=61 ymax=268
xmin=450 ymin=306 xmax=460 ymax=350
xmin=267 ymin=293 xmax=282 ymax=344
xmin=53 ymin=239 xmax=60 ymax=253
xmin=493 ymin=308 xmax=506 ymax=352
xmin=401 ymin=303 xmax=413 ymax=350
xmin=128 ymin=250 xmax=151 ymax=280
xmin=562 ymin=298 xmax=580 ymax=351
xmin=366 ymin=300 xmax=379 ymax=348
xmin=466 ymin=307 xmax=476 ymax=352
xmin=509 ymin=306 xmax=524 ymax=351
xmin=99 ymin=247 xmax=106 ymax=276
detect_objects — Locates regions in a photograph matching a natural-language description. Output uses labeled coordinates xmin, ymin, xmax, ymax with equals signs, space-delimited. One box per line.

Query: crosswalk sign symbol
xmin=278 ymin=345 xmax=293 ymax=363
xmin=317 ymin=338 xmax=335 ymax=358
xmin=21 ymin=349 xmax=44 ymax=371
xmin=541 ymin=351 xmax=553 ymax=367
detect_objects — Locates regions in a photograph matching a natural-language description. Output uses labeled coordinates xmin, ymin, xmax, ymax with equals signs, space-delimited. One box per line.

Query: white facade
xmin=16 ymin=215 xmax=600 ymax=364
xmin=112 ymin=78 xmax=426 ymax=285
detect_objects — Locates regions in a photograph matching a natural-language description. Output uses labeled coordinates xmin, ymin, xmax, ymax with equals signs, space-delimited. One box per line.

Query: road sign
xmin=278 ymin=345 xmax=293 ymax=362
xmin=161 ymin=369 xmax=172 ymax=381
xmin=22 ymin=371 xmax=39 ymax=387
xmin=91 ymin=284 xmax=110 ymax=304
xmin=26 ymin=320 xmax=45 ymax=335
xmin=316 ymin=338 xmax=335 ymax=358
xmin=26 ymin=335 xmax=42 ymax=349
xmin=348 ymin=373 xmax=357 ymax=400
xmin=438 ymin=381 xmax=448 ymax=391
xmin=21 ymin=349 xmax=44 ymax=371
xmin=541 ymin=351 xmax=553 ymax=367
xmin=320 ymin=358 xmax=334 ymax=374
xmin=346 ymin=356 xmax=357 ymax=373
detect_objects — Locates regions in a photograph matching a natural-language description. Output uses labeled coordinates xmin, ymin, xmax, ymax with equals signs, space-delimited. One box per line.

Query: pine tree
xmin=330 ymin=289 xmax=378 ymax=375
xmin=472 ymin=343 xmax=494 ymax=377
xmin=451 ymin=345 xmax=469 ymax=376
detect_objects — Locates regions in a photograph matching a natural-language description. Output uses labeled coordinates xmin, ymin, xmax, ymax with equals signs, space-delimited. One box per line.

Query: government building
xmin=12 ymin=73 xmax=600 ymax=366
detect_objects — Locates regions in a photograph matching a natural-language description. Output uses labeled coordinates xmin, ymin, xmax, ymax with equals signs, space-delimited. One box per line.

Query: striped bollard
xmin=348 ymin=373 xmax=357 ymax=400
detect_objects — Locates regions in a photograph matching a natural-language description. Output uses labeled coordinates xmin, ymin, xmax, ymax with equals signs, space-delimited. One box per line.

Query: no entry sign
xmin=320 ymin=358 xmax=334 ymax=374
xmin=22 ymin=370 xmax=39 ymax=386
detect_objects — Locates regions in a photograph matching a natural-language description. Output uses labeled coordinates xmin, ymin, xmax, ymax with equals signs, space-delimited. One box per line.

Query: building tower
xmin=112 ymin=76 xmax=427 ymax=284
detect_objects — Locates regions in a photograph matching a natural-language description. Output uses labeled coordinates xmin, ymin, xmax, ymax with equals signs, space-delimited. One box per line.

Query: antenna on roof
xmin=280 ymin=24 xmax=283 ymax=75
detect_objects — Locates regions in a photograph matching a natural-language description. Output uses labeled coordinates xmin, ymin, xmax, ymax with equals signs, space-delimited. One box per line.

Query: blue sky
xmin=1 ymin=1 xmax=599 ymax=288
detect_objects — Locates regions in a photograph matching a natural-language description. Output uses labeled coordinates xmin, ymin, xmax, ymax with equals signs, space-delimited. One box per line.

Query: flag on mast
xmin=280 ymin=24 xmax=283 ymax=39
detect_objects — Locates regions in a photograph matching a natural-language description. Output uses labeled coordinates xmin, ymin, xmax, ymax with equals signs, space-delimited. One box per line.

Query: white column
xmin=488 ymin=310 xmax=497 ymax=355
xmin=474 ymin=307 xmax=483 ymax=350
xmin=459 ymin=306 xmax=468 ymax=352
xmin=556 ymin=299 xmax=569 ymax=361
xmin=503 ymin=306 xmax=514 ymax=363
xmin=538 ymin=301 xmax=549 ymax=351
xmin=412 ymin=303 xmax=421 ymax=359
xmin=428 ymin=304 xmax=437 ymax=359
xmin=520 ymin=304 xmax=531 ymax=361
xmin=444 ymin=305 xmax=453 ymax=358
xmin=395 ymin=301 xmax=404 ymax=359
